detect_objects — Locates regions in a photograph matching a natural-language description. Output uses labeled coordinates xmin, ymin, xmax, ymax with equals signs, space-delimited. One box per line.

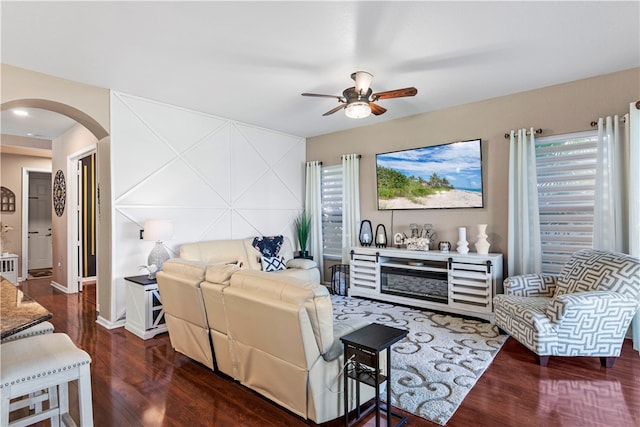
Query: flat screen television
xmin=376 ymin=138 xmax=484 ymax=210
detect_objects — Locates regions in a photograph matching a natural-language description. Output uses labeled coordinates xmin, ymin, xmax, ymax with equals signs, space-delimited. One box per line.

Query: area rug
xmin=332 ymin=295 xmax=507 ymax=425
xmin=28 ymin=268 xmax=52 ymax=278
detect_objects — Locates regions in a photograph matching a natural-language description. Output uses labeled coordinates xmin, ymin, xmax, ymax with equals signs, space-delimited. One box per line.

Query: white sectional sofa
xmin=156 ymin=238 xmax=374 ymax=423
xmin=178 ymin=237 xmax=320 ymax=282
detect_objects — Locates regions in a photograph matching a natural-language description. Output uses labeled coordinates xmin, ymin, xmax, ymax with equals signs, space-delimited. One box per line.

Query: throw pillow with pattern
xmin=261 ymin=256 xmax=287 ymax=272
xmin=252 ymin=235 xmax=284 ymax=257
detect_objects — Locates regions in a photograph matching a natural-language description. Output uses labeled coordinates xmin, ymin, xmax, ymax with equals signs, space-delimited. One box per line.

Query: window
xmin=321 ymin=165 xmax=343 ymax=259
xmin=535 ymin=131 xmax=597 ymax=275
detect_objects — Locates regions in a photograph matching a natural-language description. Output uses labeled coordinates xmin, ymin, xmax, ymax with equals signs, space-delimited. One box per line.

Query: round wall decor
xmin=53 ymin=169 xmax=66 ymax=217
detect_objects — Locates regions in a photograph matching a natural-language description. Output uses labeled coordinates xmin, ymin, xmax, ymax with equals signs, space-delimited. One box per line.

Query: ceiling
xmin=1 ymin=1 xmax=639 ymax=140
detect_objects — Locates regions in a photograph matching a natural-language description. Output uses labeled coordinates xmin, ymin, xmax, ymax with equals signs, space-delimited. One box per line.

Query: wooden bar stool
xmin=0 ymin=333 xmax=93 ymax=426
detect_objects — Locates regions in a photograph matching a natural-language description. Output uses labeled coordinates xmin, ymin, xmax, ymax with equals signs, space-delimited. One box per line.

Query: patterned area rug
xmin=332 ymin=295 xmax=507 ymax=425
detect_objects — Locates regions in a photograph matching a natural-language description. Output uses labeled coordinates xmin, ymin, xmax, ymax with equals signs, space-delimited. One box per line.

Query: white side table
xmin=124 ymin=275 xmax=167 ymax=339
xmin=0 ymin=253 xmax=19 ymax=285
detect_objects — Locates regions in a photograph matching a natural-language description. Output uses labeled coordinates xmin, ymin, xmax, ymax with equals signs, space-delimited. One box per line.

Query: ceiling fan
xmin=301 ymin=71 xmax=417 ymax=119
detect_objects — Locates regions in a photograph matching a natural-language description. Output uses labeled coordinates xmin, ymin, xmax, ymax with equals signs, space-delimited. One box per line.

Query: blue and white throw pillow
xmin=261 ymin=256 xmax=287 ymax=272
xmin=252 ymin=235 xmax=284 ymax=258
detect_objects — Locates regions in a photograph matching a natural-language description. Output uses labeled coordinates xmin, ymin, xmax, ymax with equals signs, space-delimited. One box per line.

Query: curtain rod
xmin=340 ymin=154 xmax=362 ymax=159
xmin=636 ymin=100 xmax=640 ymax=110
xmin=503 ymin=128 xmax=542 ymax=139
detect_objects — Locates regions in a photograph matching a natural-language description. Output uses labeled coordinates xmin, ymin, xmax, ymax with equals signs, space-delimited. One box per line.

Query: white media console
xmin=349 ymin=246 xmax=503 ymax=322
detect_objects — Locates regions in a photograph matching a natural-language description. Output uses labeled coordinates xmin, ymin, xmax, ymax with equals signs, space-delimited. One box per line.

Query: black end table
xmin=340 ymin=323 xmax=408 ymax=427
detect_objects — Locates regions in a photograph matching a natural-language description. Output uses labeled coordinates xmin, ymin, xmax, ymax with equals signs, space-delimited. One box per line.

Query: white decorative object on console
xmin=475 ymin=224 xmax=491 ymax=254
xmin=457 ymin=227 xmax=469 ymax=254
xmin=405 ymin=237 xmax=430 ymax=251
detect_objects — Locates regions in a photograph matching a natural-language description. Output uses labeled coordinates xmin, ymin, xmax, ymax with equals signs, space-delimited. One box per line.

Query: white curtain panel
xmin=507 ymin=128 xmax=542 ymax=276
xmin=626 ymin=102 xmax=640 ymax=353
xmin=341 ymin=154 xmax=361 ymax=263
xmin=304 ymin=161 xmax=324 ymax=277
xmin=593 ymin=115 xmax=629 ymax=252
xmin=628 ymin=103 xmax=640 ymax=257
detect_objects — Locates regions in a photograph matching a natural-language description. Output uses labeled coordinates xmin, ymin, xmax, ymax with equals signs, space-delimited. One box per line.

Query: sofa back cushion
xmin=554 ymin=249 xmax=640 ymax=298
xmin=180 ymin=239 xmax=249 ymax=266
xmin=180 ymin=238 xmax=296 ymax=272
xmin=229 ymin=270 xmax=335 ymax=356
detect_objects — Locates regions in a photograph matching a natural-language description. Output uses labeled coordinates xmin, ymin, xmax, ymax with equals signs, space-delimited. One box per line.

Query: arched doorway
xmin=1 ymin=99 xmax=109 ymax=308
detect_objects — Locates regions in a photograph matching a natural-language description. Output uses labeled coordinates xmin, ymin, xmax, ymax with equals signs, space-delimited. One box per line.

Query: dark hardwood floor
xmin=16 ymin=278 xmax=640 ymax=427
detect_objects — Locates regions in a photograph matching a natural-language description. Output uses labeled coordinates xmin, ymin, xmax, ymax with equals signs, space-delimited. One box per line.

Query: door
xmin=78 ymin=153 xmax=97 ymax=280
xmin=28 ymin=172 xmax=52 ymax=270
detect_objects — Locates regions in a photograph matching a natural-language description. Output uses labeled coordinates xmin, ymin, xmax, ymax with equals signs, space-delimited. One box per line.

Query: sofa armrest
xmin=286 ymin=258 xmax=318 ymax=270
xmin=321 ymin=320 xmax=370 ymax=362
xmin=503 ymin=274 xmax=557 ymax=297
xmin=546 ymin=291 xmax=640 ymax=326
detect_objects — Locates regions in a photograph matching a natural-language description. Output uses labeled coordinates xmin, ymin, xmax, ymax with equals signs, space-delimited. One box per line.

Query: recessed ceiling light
xmin=13 ymin=109 xmax=29 ymax=116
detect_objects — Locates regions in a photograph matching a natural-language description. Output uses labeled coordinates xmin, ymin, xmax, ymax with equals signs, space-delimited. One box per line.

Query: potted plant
xmin=294 ymin=211 xmax=311 ymax=258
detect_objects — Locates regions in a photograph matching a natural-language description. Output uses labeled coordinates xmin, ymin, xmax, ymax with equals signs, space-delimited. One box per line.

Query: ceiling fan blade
xmin=301 ymin=93 xmax=343 ymax=101
xmin=371 ymin=87 xmax=418 ymax=101
xmin=369 ymin=103 xmax=387 ymax=116
xmin=322 ymin=104 xmax=346 ymax=116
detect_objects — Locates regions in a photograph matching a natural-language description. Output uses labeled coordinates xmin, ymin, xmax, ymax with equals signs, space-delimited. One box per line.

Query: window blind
xmin=535 ymin=131 xmax=597 ymax=275
xmin=321 ymin=165 xmax=343 ymax=259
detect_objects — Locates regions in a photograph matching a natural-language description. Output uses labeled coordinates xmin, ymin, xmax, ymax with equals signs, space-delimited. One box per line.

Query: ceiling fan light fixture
xmin=353 ymin=71 xmax=373 ymax=94
xmin=345 ymin=101 xmax=371 ymax=119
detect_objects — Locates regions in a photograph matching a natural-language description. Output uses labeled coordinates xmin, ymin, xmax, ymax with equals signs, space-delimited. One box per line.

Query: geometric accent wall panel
xmin=111 ymin=91 xmax=306 ymax=317
xmin=235 ymin=209 xmax=299 ymax=238
xmin=115 ymin=94 xmax=228 ymax=156
xmin=111 ymin=94 xmax=178 ymax=197
xmin=117 ymin=160 xmax=229 ymax=208
xmin=183 ymin=125 xmax=232 ymax=204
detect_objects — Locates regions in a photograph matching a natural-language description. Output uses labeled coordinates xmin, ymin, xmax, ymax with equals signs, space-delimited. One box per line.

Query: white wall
xmin=110 ymin=92 xmax=306 ymax=322
xmin=51 ymin=124 xmax=98 ymax=290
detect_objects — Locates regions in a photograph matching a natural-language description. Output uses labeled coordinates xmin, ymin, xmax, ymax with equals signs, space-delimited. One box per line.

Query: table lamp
xmin=143 ymin=219 xmax=173 ymax=277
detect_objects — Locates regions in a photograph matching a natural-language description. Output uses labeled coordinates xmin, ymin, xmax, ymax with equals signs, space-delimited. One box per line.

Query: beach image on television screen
xmin=376 ymin=139 xmax=484 ymax=210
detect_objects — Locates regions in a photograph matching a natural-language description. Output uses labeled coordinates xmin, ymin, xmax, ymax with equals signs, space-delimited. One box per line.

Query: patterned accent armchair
xmin=494 ymin=250 xmax=640 ymax=367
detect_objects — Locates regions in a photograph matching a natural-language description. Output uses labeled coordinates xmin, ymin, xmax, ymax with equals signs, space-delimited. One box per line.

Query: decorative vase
xmin=475 ymin=224 xmax=491 ymax=254
xmin=457 ymin=227 xmax=469 ymax=254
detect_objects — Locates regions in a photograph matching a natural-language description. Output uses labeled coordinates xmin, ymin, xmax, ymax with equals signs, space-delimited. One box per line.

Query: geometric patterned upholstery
xmin=494 ymin=250 xmax=640 ymax=365
xmin=554 ymin=249 xmax=640 ymax=297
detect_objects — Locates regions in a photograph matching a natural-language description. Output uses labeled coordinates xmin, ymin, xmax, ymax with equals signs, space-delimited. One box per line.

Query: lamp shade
xmin=143 ymin=220 xmax=173 ymax=242
xmin=353 ymin=71 xmax=373 ymax=94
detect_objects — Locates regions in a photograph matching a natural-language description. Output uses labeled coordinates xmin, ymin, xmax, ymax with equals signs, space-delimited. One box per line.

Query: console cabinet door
xmin=448 ymin=260 xmax=493 ymax=314
xmin=349 ymin=250 xmax=379 ymax=297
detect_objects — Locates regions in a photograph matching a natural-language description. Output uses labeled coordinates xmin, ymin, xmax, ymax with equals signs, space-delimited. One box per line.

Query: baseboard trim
xmin=50 ymin=281 xmax=72 ymax=293
xmin=96 ymin=315 xmax=125 ymax=330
